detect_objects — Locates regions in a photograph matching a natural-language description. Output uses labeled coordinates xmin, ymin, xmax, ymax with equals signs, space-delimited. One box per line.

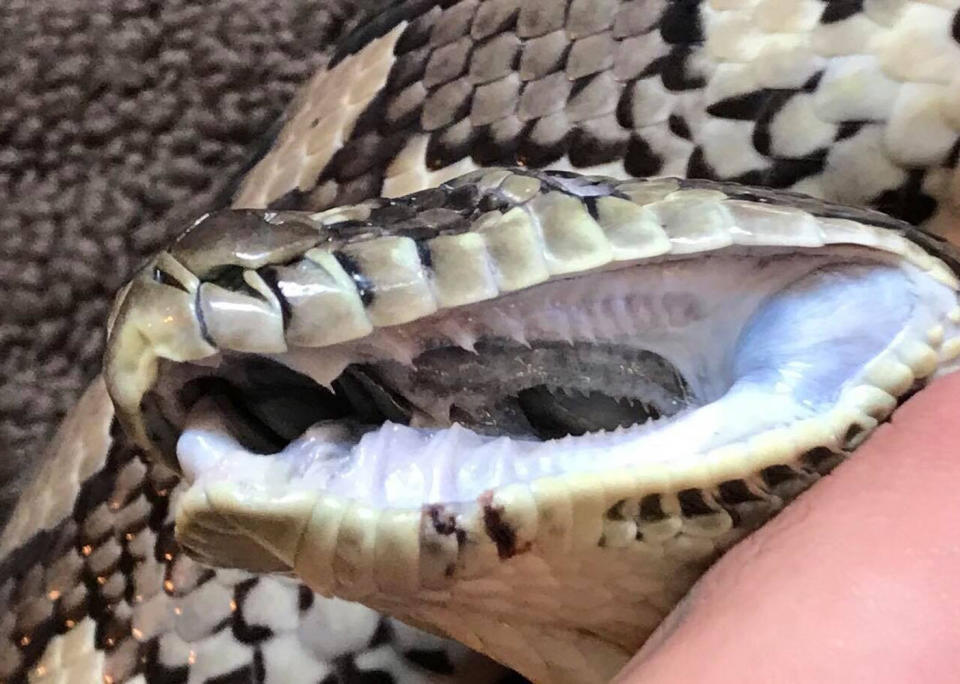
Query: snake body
xmin=5 ymin=1 xmax=960 ymax=683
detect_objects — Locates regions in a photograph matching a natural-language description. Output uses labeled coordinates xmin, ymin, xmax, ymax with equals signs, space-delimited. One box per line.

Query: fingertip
xmin=616 ymin=373 xmax=960 ymax=683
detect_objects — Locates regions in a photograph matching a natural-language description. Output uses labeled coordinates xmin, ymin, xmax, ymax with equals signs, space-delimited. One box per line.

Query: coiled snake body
xmin=4 ymin=2 xmax=960 ymax=683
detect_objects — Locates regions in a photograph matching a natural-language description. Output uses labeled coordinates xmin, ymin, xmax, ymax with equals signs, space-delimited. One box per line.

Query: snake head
xmin=103 ymin=167 xmax=960 ymax=682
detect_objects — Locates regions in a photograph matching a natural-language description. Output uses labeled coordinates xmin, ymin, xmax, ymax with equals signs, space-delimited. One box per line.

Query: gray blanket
xmin=0 ymin=0 xmax=363 ymax=524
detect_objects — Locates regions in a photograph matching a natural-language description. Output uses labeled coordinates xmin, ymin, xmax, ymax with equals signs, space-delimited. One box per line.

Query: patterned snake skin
xmin=4 ymin=1 xmax=960 ymax=683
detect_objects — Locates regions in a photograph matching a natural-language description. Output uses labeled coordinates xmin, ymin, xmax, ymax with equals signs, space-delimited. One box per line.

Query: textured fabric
xmin=0 ymin=0 xmax=366 ymax=525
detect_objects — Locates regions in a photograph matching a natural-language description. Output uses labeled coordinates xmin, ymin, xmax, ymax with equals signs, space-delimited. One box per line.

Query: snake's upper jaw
xmin=102 ymin=169 xmax=960 ymax=683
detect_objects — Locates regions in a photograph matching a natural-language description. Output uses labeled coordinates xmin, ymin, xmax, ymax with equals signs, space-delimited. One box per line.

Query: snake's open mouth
xmin=102 ymin=170 xmax=960 ymax=645
xmin=164 ymin=250 xmax=951 ymax=512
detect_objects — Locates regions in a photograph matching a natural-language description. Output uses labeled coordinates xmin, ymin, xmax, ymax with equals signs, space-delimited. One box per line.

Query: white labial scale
xmin=177 ymin=254 xmax=957 ymax=511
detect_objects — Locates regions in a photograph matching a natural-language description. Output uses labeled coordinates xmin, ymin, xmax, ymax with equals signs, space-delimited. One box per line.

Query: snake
xmin=4 ymin=1 xmax=960 ymax=683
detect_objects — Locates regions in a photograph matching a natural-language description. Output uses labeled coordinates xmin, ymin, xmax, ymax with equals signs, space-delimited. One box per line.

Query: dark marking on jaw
xmin=896 ymin=379 xmax=928 ymax=408
xmin=333 ymin=250 xmax=375 ymax=306
xmin=638 ymin=493 xmax=666 ymax=522
xmin=480 ymin=493 xmax=527 ymax=560
xmin=677 ymin=489 xmax=715 ymax=517
xmin=841 ymin=423 xmax=869 ymax=450
xmin=427 ymin=504 xmax=457 ymax=536
xmin=605 ymin=499 xmax=628 ymax=521
xmin=716 ymin=479 xmax=763 ymax=505
xmin=801 ymin=446 xmax=843 ymax=474
xmin=760 ymin=464 xmax=798 ymax=489
xmin=426 ymin=504 xmax=466 ymax=550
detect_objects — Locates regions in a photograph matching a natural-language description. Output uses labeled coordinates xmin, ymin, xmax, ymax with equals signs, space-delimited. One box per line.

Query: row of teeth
xmin=174 ymin=301 xmax=960 ymax=609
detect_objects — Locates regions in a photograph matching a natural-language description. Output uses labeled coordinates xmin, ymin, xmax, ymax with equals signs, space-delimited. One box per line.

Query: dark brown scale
xmin=820 ymin=0 xmax=864 ymax=24
xmin=328 ymin=133 xmax=407 ymax=182
xmin=665 ymin=114 xmax=690 ymax=140
xmin=385 ymin=82 xmax=427 ymax=129
xmin=658 ymin=0 xmax=703 ymax=44
xmin=516 ymin=117 xmax=569 ymax=167
xmin=396 ymin=5 xmax=442 ymax=53
xmin=761 ymin=154 xmax=828 ymax=189
xmin=659 ymin=46 xmax=707 ymax=91
xmin=143 ymin=638 xmax=190 ymax=684
xmin=428 ymin=120 xmax=476 ymax=169
xmin=760 ymin=464 xmax=800 ymax=489
xmin=707 ymin=89 xmax=779 ymax=121
xmin=677 ymin=489 xmax=715 ymax=517
xmin=471 ymin=123 xmax=523 ymax=166
xmin=716 ymin=479 xmax=764 ymax=505
xmin=624 ymin=135 xmax=663 ymax=177
xmin=750 ymin=89 xmax=797 ymax=156
xmin=232 ymin=579 xmax=274 ymax=644
xmin=638 ymin=494 xmax=666 ymax=523
xmin=605 ymin=500 xmax=628 ymax=521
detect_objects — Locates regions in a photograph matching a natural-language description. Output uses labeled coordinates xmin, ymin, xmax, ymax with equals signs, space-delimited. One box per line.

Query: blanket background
xmin=0 ymin=0 xmax=368 ymax=525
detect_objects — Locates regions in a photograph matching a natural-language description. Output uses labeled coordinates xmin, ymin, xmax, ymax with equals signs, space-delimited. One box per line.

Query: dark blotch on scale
xmin=638 ymin=493 xmax=667 ymax=523
xmin=716 ymin=479 xmax=763 ymax=505
xmin=333 ymin=250 xmax=376 ymax=306
xmin=677 ymin=488 xmax=715 ymax=517
xmin=820 ymin=0 xmax=864 ymax=24
xmin=760 ymin=464 xmax=799 ymax=489
xmin=483 ymin=502 xmax=517 ymax=560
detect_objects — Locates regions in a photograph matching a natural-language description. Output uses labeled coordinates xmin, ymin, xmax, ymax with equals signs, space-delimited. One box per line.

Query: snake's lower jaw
xmin=102 ymin=170 xmax=960 ymax=683
xmin=166 ymin=258 xmax=955 ymax=683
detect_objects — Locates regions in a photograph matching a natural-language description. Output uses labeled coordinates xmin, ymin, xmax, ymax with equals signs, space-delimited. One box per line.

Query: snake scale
xmin=4 ymin=1 xmax=960 ymax=682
